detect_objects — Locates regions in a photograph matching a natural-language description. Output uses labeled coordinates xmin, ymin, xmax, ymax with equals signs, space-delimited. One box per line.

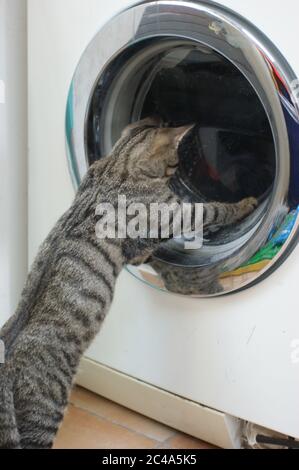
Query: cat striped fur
xmin=0 ymin=117 xmax=257 ymax=448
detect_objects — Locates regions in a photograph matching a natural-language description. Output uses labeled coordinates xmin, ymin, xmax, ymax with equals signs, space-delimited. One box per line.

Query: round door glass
xmin=66 ymin=1 xmax=299 ymax=296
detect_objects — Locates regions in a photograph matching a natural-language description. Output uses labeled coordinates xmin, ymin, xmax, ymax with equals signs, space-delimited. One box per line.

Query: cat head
xmin=113 ymin=117 xmax=194 ymax=181
xmin=113 ymin=118 xmax=195 ymax=264
xmin=87 ymin=118 xmax=194 ymax=266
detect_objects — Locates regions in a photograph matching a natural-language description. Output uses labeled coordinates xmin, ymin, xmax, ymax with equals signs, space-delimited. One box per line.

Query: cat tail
xmin=0 ymin=369 xmax=20 ymax=449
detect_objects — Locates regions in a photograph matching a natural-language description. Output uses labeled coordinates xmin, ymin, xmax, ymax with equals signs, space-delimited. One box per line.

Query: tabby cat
xmin=0 ymin=117 xmax=257 ymax=449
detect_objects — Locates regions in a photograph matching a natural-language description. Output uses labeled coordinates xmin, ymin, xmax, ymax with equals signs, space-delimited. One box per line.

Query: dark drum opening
xmin=86 ymin=38 xmax=276 ymax=261
xmin=141 ymin=45 xmax=275 ymax=205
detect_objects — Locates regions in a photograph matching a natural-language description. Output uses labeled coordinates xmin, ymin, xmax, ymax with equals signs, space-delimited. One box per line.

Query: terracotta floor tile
xmin=70 ymin=386 xmax=175 ymax=442
xmin=53 ymin=405 xmax=158 ymax=449
xmin=159 ymin=433 xmax=216 ymax=449
xmin=54 ymin=387 xmax=216 ymax=449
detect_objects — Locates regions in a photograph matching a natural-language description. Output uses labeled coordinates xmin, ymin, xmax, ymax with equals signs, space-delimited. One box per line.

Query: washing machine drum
xmin=66 ymin=0 xmax=299 ymax=296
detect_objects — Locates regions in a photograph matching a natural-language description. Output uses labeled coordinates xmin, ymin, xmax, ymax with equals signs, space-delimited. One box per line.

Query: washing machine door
xmin=66 ymin=0 xmax=299 ymax=296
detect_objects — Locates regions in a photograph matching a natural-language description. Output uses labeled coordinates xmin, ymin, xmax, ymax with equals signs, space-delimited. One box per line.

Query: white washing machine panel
xmin=28 ymin=0 xmax=299 ymax=439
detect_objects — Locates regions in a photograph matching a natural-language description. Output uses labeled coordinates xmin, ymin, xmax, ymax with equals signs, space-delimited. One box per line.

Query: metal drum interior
xmin=66 ymin=0 xmax=299 ymax=296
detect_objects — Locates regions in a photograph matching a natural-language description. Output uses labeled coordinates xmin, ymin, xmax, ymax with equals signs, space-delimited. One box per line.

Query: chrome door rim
xmin=66 ymin=0 xmax=299 ymax=296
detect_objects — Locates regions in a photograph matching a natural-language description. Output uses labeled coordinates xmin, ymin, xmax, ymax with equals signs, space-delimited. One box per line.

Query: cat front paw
xmin=238 ymin=197 xmax=258 ymax=218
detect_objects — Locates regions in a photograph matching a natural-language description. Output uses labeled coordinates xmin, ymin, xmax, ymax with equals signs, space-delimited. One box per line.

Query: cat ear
xmin=122 ymin=116 xmax=162 ymax=137
xmin=172 ymin=124 xmax=195 ymax=147
xmin=145 ymin=115 xmax=163 ymax=127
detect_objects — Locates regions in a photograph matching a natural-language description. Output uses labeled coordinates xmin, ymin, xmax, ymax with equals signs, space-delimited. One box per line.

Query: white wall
xmin=27 ymin=0 xmax=126 ymax=262
xmin=0 ymin=0 xmax=28 ymax=326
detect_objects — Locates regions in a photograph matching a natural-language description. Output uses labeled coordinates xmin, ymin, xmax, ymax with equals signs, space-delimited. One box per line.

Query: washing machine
xmin=0 ymin=0 xmax=27 ymax=329
xmin=28 ymin=0 xmax=299 ymax=448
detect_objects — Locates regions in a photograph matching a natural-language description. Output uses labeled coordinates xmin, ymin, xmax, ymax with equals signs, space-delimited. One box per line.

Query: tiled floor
xmin=54 ymin=386 xmax=215 ymax=449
